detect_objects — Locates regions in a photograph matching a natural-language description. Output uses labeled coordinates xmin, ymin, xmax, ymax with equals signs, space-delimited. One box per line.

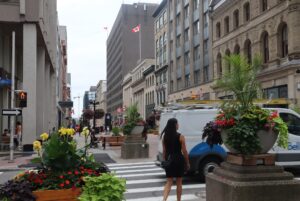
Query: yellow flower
xmin=33 ymin=140 xmax=41 ymax=151
xmin=40 ymin=133 xmax=49 ymax=141
xmin=59 ymin=127 xmax=67 ymax=136
xmin=67 ymin=128 xmax=75 ymax=136
xmin=14 ymin=172 xmax=25 ymax=180
xmin=81 ymin=127 xmax=90 ymax=136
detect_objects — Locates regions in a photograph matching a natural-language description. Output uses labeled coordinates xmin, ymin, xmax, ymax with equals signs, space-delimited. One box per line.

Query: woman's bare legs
xmin=176 ymin=177 xmax=183 ymax=201
xmin=163 ymin=178 xmax=173 ymax=201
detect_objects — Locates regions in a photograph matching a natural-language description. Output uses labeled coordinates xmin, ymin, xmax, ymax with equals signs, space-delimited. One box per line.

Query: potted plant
xmin=211 ymin=55 xmax=288 ymax=155
xmin=78 ymin=173 xmax=126 ymax=201
xmin=0 ymin=128 xmax=109 ymax=201
xmin=123 ymin=104 xmax=145 ymax=137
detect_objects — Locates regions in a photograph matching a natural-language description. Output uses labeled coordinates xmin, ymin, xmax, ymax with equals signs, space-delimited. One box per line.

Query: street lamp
xmin=89 ymin=100 xmax=99 ymax=130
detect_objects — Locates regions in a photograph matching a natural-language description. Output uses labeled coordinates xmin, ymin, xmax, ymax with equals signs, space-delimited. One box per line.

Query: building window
xmin=244 ymin=2 xmax=250 ymax=22
xmin=204 ymin=40 xmax=209 ymax=54
xmin=262 ymin=0 xmax=268 ymax=12
xmin=184 ymin=5 xmax=189 ymax=19
xmin=233 ymin=10 xmax=239 ymax=29
xmin=234 ymin=44 xmax=240 ymax=55
xmin=203 ymin=65 xmax=209 ymax=82
xmin=244 ymin=39 xmax=252 ymax=63
xmin=193 ymin=0 xmax=199 ymax=10
xmin=224 ymin=16 xmax=229 ymax=34
xmin=176 ymin=35 xmax=181 ymax=47
xmin=194 ymin=70 xmax=200 ymax=84
xmin=203 ymin=12 xmax=209 ymax=28
xmin=193 ymin=20 xmax=200 ymax=35
xmin=176 ymin=13 xmax=181 ymax=26
xmin=170 ymin=80 xmax=174 ymax=93
xmin=177 ymin=78 xmax=182 ymax=90
xmin=159 ymin=16 xmax=163 ymax=28
xmin=184 ymin=52 xmax=190 ymax=65
xmin=262 ymin=32 xmax=269 ymax=63
xmin=193 ymin=45 xmax=200 ymax=61
xmin=156 ymin=20 xmax=159 ymax=32
xmin=163 ymin=11 xmax=167 ymax=24
xmin=216 ymin=22 xmax=221 ymax=38
xmin=263 ymin=85 xmax=288 ymax=99
xmin=225 ymin=49 xmax=231 ymax=72
xmin=280 ymin=23 xmax=288 ymax=58
xmin=170 ymin=40 xmax=174 ymax=53
xmin=184 ymin=28 xmax=189 ymax=42
xmin=185 ymin=74 xmax=190 ymax=87
xmin=217 ymin=53 xmax=222 ymax=78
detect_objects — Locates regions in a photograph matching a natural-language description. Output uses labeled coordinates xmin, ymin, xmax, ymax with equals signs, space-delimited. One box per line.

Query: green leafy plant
xmin=112 ymin=127 xmax=120 ymax=136
xmin=123 ymin=103 xmax=143 ymax=135
xmin=78 ymin=173 xmax=126 ymax=201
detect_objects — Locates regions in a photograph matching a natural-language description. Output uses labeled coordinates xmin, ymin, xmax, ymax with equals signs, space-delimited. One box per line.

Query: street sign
xmin=2 ymin=109 xmax=22 ymax=116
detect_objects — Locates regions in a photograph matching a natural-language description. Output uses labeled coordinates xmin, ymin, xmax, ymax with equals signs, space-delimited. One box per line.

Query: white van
xmin=156 ymin=107 xmax=300 ymax=180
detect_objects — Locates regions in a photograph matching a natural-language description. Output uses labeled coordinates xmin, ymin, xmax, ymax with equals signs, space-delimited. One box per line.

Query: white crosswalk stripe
xmin=109 ymin=161 xmax=205 ymax=201
xmin=0 ymin=172 xmax=3 ymax=175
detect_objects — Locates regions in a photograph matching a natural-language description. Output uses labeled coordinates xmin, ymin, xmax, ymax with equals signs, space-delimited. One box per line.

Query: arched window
xmin=233 ymin=10 xmax=239 ymax=29
xmin=261 ymin=32 xmax=269 ymax=63
xmin=244 ymin=2 xmax=250 ymax=22
xmin=216 ymin=22 xmax=221 ymax=38
xmin=244 ymin=39 xmax=252 ymax=63
xmin=225 ymin=49 xmax=231 ymax=72
xmin=262 ymin=0 xmax=268 ymax=12
xmin=234 ymin=44 xmax=240 ymax=55
xmin=217 ymin=53 xmax=222 ymax=78
xmin=224 ymin=16 xmax=229 ymax=34
xmin=279 ymin=23 xmax=288 ymax=58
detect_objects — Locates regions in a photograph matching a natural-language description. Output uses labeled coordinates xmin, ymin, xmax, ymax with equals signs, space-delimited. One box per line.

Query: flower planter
xmin=108 ymin=136 xmax=125 ymax=146
xmin=33 ymin=188 xmax=81 ymax=201
xmin=221 ymin=129 xmax=278 ymax=154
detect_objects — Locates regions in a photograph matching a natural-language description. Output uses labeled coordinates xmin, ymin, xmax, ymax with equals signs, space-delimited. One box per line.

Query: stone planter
xmin=33 ymin=188 xmax=81 ymax=201
xmin=221 ymin=129 xmax=278 ymax=154
xmin=121 ymin=125 xmax=149 ymax=159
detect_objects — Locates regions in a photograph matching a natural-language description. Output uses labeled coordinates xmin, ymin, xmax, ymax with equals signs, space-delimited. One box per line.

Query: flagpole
xmin=139 ymin=24 xmax=141 ymax=61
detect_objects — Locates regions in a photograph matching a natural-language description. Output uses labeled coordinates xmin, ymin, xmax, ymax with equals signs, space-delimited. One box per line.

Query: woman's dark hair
xmin=161 ymin=118 xmax=178 ymax=149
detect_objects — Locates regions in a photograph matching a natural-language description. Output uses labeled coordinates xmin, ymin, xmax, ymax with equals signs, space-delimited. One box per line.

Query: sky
xmin=57 ymin=0 xmax=161 ymax=118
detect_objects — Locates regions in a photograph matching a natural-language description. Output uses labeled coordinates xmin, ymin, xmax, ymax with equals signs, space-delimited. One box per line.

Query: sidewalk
xmin=0 ymin=151 xmax=35 ymax=171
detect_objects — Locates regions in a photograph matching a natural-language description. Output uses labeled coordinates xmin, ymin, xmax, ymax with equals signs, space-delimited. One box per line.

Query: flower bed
xmin=0 ymin=127 xmax=125 ymax=201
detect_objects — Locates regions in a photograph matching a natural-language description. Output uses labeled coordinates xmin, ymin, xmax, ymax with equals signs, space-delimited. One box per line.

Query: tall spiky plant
xmin=123 ymin=103 xmax=141 ymax=135
xmin=215 ymin=54 xmax=262 ymax=111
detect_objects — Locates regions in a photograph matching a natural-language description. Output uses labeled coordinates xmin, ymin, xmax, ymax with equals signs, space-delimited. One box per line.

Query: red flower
xmin=59 ymin=175 xmax=64 ymax=179
xmin=74 ymin=170 xmax=79 ymax=175
xmin=60 ymin=183 xmax=65 ymax=188
xmin=65 ymin=180 xmax=70 ymax=185
xmin=68 ymin=171 xmax=72 ymax=175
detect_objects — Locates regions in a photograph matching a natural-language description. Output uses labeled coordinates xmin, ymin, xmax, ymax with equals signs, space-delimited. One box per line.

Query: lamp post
xmin=89 ymin=100 xmax=99 ymax=130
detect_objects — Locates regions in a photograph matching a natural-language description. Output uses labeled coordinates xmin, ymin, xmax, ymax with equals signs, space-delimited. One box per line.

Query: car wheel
xmin=198 ymin=157 xmax=221 ymax=182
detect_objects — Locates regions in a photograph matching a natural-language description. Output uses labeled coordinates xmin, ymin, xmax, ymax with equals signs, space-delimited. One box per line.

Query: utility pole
xmin=89 ymin=100 xmax=99 ymax=130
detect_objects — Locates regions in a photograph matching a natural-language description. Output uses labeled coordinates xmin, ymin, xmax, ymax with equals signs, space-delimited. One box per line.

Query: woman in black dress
xmin=161 ymin=118 xmax=190 ymax=201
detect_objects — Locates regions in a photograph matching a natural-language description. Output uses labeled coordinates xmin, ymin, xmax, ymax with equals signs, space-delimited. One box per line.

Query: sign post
xmin=2 ymin=109 xmax=22 ymax=116
xmin=9 ymin=31 xmax=16 ymax=162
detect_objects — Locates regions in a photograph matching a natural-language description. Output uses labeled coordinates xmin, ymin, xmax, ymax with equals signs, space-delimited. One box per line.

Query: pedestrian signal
xmin=18 ymin=91 xmax=27 ymax=108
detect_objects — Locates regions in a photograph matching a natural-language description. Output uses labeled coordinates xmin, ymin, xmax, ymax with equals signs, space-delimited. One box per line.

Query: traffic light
xmin=18 ymin=91 xmax=27 ymax=108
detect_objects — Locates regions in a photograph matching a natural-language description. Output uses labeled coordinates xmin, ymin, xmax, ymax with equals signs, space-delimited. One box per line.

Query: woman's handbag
xmin=161 ymin=155 xmax=173 ymax=169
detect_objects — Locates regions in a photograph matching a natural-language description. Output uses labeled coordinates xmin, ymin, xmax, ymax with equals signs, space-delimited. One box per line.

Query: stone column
xmin=22 ymin=24 xmax=37 ymax=148
xmin=44 ymin=61 xmax=50 ymax=132
xmin=36 ymin=46 xmax=45 ymax=135
xmin=50 ymin=70 xmax=57 ymax=130
xmin=288 ymin=0 xmax=300 ymax=60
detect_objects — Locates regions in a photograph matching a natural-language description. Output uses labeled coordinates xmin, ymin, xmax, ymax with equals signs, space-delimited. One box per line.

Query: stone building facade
xmin=211 ymin=0 xmax=300 ymax=106
xmin=0 ymin=0 xmax=59 ymax=149
xmin=153 ymin=0 xmax=168 ymax=106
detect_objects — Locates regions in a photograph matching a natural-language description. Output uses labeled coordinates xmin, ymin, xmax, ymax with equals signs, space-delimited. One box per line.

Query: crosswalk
xmin=106 ymin=162 xmax=206 ymax=201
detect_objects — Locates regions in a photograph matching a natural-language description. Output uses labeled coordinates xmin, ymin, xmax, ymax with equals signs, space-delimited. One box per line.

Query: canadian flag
xmin=131 ymin=24 xmax=140 ymax=33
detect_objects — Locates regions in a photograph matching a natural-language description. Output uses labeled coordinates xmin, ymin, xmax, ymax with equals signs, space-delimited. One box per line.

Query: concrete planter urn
xmin=221 ymin=129 xmax=279 ymax=154
xmin=121 ymin=125 xmax=149 ymax=159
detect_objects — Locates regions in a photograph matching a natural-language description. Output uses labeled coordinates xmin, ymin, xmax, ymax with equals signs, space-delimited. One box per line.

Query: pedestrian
xmin=161 ymin=118 xmax=190 ymax=201
xmin=16 ymin=121 xmax=22 ymax=149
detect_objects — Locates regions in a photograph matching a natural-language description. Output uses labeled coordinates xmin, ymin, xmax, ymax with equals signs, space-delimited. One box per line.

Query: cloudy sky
xmin=57 ymin=0 xmax=160 ymax=117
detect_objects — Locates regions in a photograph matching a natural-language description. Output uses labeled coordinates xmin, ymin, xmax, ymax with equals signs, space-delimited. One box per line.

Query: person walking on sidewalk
xmin=161 ymin=118 xmax=190 ymax=201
